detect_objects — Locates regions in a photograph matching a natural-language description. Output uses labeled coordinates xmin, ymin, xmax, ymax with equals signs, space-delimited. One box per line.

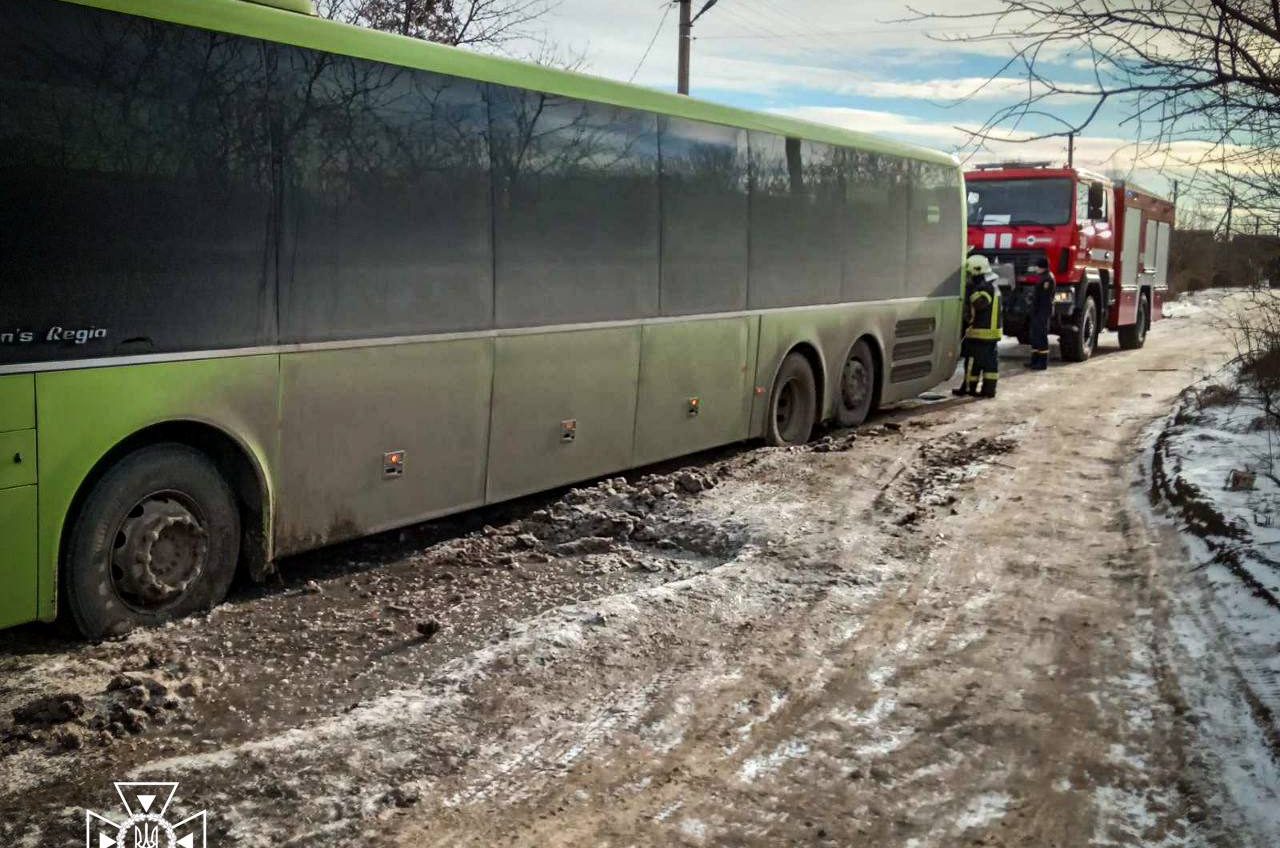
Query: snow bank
xmin=1145 ymin=370 xmax=1280 ymax=841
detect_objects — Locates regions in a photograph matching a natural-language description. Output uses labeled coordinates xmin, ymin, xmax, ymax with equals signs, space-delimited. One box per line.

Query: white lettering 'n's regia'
xmin=1 ymin=326 xmax=109 ymax=346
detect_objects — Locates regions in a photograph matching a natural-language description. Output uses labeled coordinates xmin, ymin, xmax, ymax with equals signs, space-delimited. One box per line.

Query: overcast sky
xmin=516 ymin=0 xmax=1207 ymax=197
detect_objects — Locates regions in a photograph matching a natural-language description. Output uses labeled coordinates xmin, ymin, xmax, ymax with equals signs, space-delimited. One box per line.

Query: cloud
xmin=773 ymin=105 xmax=1238 ymax=194
xmin=839 ymin=76 xmax=1093 ymax=103
xmin=514 ymin=0 xmax=1030 ymax=88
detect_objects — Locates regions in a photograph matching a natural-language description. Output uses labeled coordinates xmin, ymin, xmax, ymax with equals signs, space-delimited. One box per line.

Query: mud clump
xmin=2 ymin=671 xmax=196 ymax=758
xmin=11 ymin=693 xmax=85 ymax=726
xmin=874 ymin=433 xmax=1018 ymax=524
xmin=907 ymin=434 xmax=1016 ymax=506
xmin=417 ymin=466 xmax=745 ymax=575
xmin=520 ymin=471 xmax=741 ymax=558
xmin=810 ymin=433 xmax=858 ymax=453
xmin=415 ymin=617 xmax=443 ymax=640
xmin=554 ymin=536 xmax=616 ymax=556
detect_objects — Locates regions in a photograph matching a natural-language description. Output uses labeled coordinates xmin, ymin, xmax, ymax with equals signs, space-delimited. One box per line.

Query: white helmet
xmin=966 ymin=254 xmax=993 ymax=277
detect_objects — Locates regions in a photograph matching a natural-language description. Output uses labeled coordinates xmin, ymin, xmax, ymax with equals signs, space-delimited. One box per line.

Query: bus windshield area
xmin=967 ymin=178 xmax=1073 ymax=227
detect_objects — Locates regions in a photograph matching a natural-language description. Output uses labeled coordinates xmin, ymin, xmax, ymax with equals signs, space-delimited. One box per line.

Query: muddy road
xmin=3 ymin=304 xmax=1271 ymax=847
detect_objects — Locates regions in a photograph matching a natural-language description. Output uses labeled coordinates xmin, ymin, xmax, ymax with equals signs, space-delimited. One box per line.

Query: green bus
xmin=0 ymin=0 xmax=965 ymax=638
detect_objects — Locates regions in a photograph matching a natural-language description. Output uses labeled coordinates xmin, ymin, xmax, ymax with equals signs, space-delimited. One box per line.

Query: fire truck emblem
xmin=85 ymin=782 xmax=206 ymax=848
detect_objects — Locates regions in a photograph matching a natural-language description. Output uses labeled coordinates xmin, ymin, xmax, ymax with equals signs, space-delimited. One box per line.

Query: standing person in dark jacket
xmin=1027 ymin=259 xmax=1054 ymax=370
xmin=953 ymin=254 xmax=1003 ymax=398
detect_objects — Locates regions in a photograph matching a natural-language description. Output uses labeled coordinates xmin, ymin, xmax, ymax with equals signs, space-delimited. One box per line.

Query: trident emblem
xmin=133 ymin=822 xmax=161 ymax=848
xmin=84 ymin=782 xmax=206 ymax=848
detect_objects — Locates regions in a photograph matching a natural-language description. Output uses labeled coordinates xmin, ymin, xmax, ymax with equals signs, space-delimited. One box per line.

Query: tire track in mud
xmin=386 ymin=427 xmax=1078 ymax=847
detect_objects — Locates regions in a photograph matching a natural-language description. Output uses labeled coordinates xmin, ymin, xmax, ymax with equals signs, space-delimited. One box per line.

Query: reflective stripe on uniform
xmin=966 ymin=286 xmax=1003 ymax=342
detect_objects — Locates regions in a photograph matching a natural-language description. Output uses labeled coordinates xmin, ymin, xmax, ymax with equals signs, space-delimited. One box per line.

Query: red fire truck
xmin=964 ymin=163 xmax=1175 ymax=361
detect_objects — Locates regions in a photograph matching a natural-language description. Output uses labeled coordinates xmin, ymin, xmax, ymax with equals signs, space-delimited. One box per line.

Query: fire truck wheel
xmin=1061 ymin=295 xmax=1099 ymax=362
xmin=1118 ymin=293 xmax=1149 ymax=350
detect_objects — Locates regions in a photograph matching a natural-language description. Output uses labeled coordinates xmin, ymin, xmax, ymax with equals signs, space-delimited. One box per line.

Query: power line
xmin=709 ymin=4 xmax=773 ymax=37
xmin=735 ymin=0 xmax=814 ymax=40
xmin=695 ymin=23 xmax=1003 ymax=40
xmin=630 ymin=2 xmax=673 ymax=84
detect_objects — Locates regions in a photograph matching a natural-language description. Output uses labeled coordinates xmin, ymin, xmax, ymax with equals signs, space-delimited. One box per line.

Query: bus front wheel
xmin=64 ymin=443 xmax=240 ymax=639
xmin=767 ymin=352 xmax=818 ymax=447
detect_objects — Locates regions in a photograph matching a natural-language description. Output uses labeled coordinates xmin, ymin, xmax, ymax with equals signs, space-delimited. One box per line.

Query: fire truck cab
xmin=964 ymin=162 xmax=1174 ymax=361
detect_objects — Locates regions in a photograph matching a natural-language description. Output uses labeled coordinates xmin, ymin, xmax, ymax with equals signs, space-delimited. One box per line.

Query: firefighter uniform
xmin=1028 ymin=262 xmax=1054 ymax=370
xmin=954 ymin=255 xmax=1003 ymax=399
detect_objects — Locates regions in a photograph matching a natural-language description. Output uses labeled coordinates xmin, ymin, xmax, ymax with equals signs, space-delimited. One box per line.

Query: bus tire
xmin=1118 ymin=293 xmax=1149 ymax=350
xmin=64 ymin=443 xmax=240 ymax=639
xmin=766 ymin=352 xmax=818 ymax=447
xmin=835 ymin=339 xmax=876 ymax=428
xmin=1060 ymin=294 xmax=1099 ymax=362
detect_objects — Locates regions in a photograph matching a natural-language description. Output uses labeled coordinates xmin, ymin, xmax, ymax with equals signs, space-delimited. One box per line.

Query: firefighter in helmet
xmin=953 ymin=254 xmax=1003 ymax=398
xmin=1027 ymin=258 xmax=1054 ymax=370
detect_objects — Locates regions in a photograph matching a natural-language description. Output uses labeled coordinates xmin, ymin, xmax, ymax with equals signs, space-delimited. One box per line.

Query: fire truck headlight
xmin=1054 ymin=290 xmax=1074 ymax=304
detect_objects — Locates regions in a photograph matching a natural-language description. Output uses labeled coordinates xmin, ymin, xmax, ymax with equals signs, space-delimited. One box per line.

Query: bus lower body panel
xmin=16 ymin=299 xmax=960 ymax=626
xmin=0 ymin=374 xmax=39 ymax=628
xmin=34 ymin=358 xmax=281 ymax=623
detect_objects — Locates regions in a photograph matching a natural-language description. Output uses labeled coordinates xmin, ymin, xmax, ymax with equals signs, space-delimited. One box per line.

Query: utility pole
xmin=677 ymin=0 xmax=691 ymax=95
xmin=1067 ymin=132 xmax=1074 ymax=168
xmin=675 ymin=0 xmax=718 ymax=95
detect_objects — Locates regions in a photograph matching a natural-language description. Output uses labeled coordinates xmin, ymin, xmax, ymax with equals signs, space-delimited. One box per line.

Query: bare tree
xmin=905 ymin=2 xmax=1280 ymax=229
xmin=319 ymin=0 xmax=556 ymax=52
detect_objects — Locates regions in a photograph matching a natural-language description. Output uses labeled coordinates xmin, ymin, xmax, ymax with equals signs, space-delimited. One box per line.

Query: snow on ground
xmin=1163 ymin=287 xmax=1247 ymax=320
xmin=1143 ymin=362 xmax=1280 ymax=842
xmin=1163 ymin=299 xmax=1206 ymax=320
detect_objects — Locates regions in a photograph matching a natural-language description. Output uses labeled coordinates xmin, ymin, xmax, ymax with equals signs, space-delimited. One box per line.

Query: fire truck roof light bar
xmin=971 ymin=161 xmax=1055 ymax=171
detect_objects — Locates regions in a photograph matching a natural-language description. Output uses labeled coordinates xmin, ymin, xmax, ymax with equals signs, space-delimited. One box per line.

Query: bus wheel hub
xmin=114 ymin=498 xmax=208 ymax=606
xmin=843 ymin=359 xmax=870 ymax=410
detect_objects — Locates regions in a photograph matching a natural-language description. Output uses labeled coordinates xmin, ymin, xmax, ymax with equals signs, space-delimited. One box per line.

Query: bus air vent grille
xmin=894 ymin=318 xmax=936 ymax=338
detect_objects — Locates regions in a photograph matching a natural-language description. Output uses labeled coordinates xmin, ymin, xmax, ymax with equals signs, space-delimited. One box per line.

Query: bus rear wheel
xmin=836 ymin=340 xmax=877 ymax=427
xmin=65 ymin=443 xmax=240 ymax=639
xmin=767 ymin=352 xmax=818 ymax=447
